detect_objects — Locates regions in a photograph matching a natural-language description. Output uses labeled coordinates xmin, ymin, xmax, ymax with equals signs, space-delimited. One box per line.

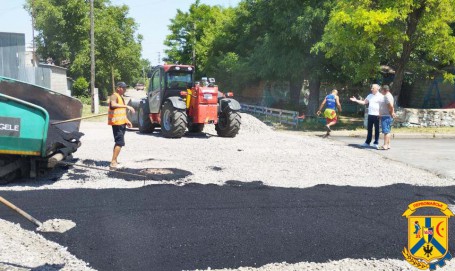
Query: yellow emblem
xmin=402 ymin=200 xmax=454 ymax=270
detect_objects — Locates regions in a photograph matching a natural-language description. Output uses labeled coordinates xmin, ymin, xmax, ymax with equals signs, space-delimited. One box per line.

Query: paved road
xmin=331 ymin=137 xmax=455 ymax=179
xmin=1 ymin=183 xmax=455 ymax=271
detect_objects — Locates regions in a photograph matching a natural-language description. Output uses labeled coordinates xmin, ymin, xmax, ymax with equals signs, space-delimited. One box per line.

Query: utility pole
xmin=31 ymin=0 xmax=36 ymax=66
xmin=90 ymin=0 xmax=98 ymax=113
xmin=192 ymin=22 xmax=196 ymax=69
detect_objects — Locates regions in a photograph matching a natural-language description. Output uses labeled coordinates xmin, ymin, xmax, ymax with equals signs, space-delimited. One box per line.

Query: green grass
xmin=255 ymin=113 xmax=363 ymax=131
xmin=82 ymin=103 xmax=109 ymax=122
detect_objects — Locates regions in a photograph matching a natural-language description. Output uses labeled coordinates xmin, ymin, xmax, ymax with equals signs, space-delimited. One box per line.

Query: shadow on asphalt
xmin=347 ymin=143 xmax=377 ymax=150
xmin=1 ymin=183 xmax=455 ymax=271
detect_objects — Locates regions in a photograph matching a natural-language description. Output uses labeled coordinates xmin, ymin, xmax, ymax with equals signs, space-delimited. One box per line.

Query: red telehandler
xmin=127 ymin=64 xmax=241 ymax=138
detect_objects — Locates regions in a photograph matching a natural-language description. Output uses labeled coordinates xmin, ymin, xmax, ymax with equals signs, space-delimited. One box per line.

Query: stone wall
xmin=395 ymin=108 xmax=455 ymax=127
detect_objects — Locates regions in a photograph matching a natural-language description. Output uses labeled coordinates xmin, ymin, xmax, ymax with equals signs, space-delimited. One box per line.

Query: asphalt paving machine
xmin=0 ymin=76 xmax=83 ymax=183
xmin=127 ymin=64 xmax=241 ymax=138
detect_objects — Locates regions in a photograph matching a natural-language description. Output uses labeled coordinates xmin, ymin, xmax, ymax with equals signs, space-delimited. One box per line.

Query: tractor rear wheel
xmin=188 ymin=124 xmax=204 ymax=133
xmin=216 ymin=109 xmax=241 ymax=137
xmin=160 ymin=102 xmax=187 ymax=138
xmin=138 ymin=104 xmax=154 ymax=133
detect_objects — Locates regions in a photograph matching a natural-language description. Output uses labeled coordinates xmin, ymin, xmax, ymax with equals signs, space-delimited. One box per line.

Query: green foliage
xmin=133 ymin=58 xmax=151 ymax=85
xmin=164 ymin=1 xmax=233 ymax=79
xmin=94 ymin=4 xmax=142 ymax=92
xmin=207 ymin=0 xmax=337 ymax=113
xmin=26 ymin=0 xmax=91 ymax=70
xmin=78 ymin=95 xmax=92 ymax=105
xmin=315 ymin=0 xmax=455 ymax=99
xmin=72 ymin=77 xmax=89 ymax=97
xmin=164 ymin=0 xmax=337 ymax=112
xmin=99 ymin=88 xmax=109 ymax=102
xmin=25 ymin=0 xmax=143 ymax=93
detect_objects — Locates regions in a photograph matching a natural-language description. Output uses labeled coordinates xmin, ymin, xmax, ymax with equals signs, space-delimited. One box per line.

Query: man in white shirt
xmin=378 ymin=85 xmax=396 ymax=150
xmin=350 ymin=84 xmax=383 ymax=149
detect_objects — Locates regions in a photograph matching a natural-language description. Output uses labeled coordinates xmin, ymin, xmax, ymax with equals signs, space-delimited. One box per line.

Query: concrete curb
xmin=280 ymin=130 xmax=455 ymax=139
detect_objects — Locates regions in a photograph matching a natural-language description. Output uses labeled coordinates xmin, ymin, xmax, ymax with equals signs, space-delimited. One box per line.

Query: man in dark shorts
xmin=108 ymin=82 xmax=135 ymax=169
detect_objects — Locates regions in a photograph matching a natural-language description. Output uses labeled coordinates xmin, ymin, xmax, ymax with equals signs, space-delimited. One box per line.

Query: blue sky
xmin=0 ymin=0 xmax=240 ymax=65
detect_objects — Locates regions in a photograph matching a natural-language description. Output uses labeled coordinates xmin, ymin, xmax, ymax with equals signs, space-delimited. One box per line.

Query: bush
xmin=78 ymin=96 xmax=92 ymax=105
xmin=99 ymin=88 xmax=109 ymax=102
xmin=72 ymin=77 xmax=90 ymax=97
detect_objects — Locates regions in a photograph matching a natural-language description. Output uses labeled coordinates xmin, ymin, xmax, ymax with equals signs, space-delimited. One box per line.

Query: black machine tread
xmin=138 ymin=105 xmax=154 ymax=133
xmin=215 ymin=110 xmax=241 ymax=137
xmin=161 ymin=102 xmax=187 ymax=138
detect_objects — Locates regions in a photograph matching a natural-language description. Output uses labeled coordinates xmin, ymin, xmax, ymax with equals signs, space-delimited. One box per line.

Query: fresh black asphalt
xmin=1 ymin=182 xmax=455 ymax=271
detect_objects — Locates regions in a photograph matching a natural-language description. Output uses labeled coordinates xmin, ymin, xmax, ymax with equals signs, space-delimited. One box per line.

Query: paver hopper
xmin=0 ymin=76 xmax=83 ymax=183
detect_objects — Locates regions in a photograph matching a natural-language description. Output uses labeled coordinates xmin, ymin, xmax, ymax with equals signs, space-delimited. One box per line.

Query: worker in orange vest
xmin=108 ymin=82 xmax=135 ymax=169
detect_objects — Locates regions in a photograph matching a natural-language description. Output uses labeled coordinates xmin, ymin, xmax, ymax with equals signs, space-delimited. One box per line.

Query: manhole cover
xmin=107 ymin=167 xmax=192 ymax=181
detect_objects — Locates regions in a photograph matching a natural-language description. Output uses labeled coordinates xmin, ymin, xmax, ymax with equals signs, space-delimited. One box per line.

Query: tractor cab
xmin=146 ymin=64 xmax=194 ymax=114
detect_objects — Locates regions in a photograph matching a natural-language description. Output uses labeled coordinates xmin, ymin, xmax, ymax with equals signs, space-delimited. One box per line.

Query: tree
xmin=25 ymin=0 xmax=143 ymax=95
xmin=25 ymin=0 xmax=91 ymax=71
xmin=204 ymin=0 xmax=336 ymax=114
xmin=95 ymin=4 xmax=142 ymax=93
xmin=164 ymin=0 xmax=231 ymax=79
xmin=315 ymin=0 xmax=455 ymax=106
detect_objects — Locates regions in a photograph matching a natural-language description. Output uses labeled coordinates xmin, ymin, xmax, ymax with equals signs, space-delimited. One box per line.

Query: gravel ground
xmin=0 ymin=113 xmax=453 ymax=270
xmin=194 ymin=257 xmax=455 ymax=271
xmin=0 ymin=219 xmax=93 ymax=271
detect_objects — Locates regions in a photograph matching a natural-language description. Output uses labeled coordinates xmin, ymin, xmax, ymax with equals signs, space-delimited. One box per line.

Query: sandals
xmin=378 ymin=145 xmax=390 ymax=150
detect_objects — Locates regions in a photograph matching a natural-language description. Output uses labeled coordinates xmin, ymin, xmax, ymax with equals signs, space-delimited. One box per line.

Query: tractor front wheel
xmin=138 ymin=105 xmax=154 ymax=133
xmin=160 ymin=102 xmax=187 ymax=138
xmin=215 ymin=109 xmax=241 ymax=137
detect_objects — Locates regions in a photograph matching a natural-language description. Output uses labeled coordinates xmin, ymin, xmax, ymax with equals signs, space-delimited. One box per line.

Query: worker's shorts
xmin=112 ymin=124 xmax=126 ymax=146
xmin=326 ymin=116 xmax=338 ymax=124
xmin=381 ymin=116 xmax=393 ymax=134
xmin=324 ymin=109 xmax=337 ymax=124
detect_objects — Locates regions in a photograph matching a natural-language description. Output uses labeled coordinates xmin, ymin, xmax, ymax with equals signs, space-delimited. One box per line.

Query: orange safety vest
xmin=108 ymin=93 xmax=127 ymax=125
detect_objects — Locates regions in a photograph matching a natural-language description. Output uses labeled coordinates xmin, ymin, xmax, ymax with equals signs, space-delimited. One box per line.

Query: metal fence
xmin=241 ymin=104 xmax=300 ymax=128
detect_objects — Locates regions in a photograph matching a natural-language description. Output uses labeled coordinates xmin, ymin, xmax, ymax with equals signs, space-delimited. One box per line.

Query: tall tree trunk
xmin=392 ymin=4 xmax=425 ymax=106
xmin=289 ymin=77 xmax=301 ymax=108
xmin=307 ymin=76 xmax=321 ymax=116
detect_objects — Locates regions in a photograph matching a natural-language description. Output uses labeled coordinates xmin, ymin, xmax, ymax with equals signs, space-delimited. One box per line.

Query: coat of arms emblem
xmin=403 ymin=200 xmax=453 ymax=270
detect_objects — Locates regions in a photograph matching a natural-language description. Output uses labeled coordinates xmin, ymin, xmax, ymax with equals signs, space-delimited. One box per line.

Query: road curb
xmin=280 ymin=130 xmax=455 ymax=139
